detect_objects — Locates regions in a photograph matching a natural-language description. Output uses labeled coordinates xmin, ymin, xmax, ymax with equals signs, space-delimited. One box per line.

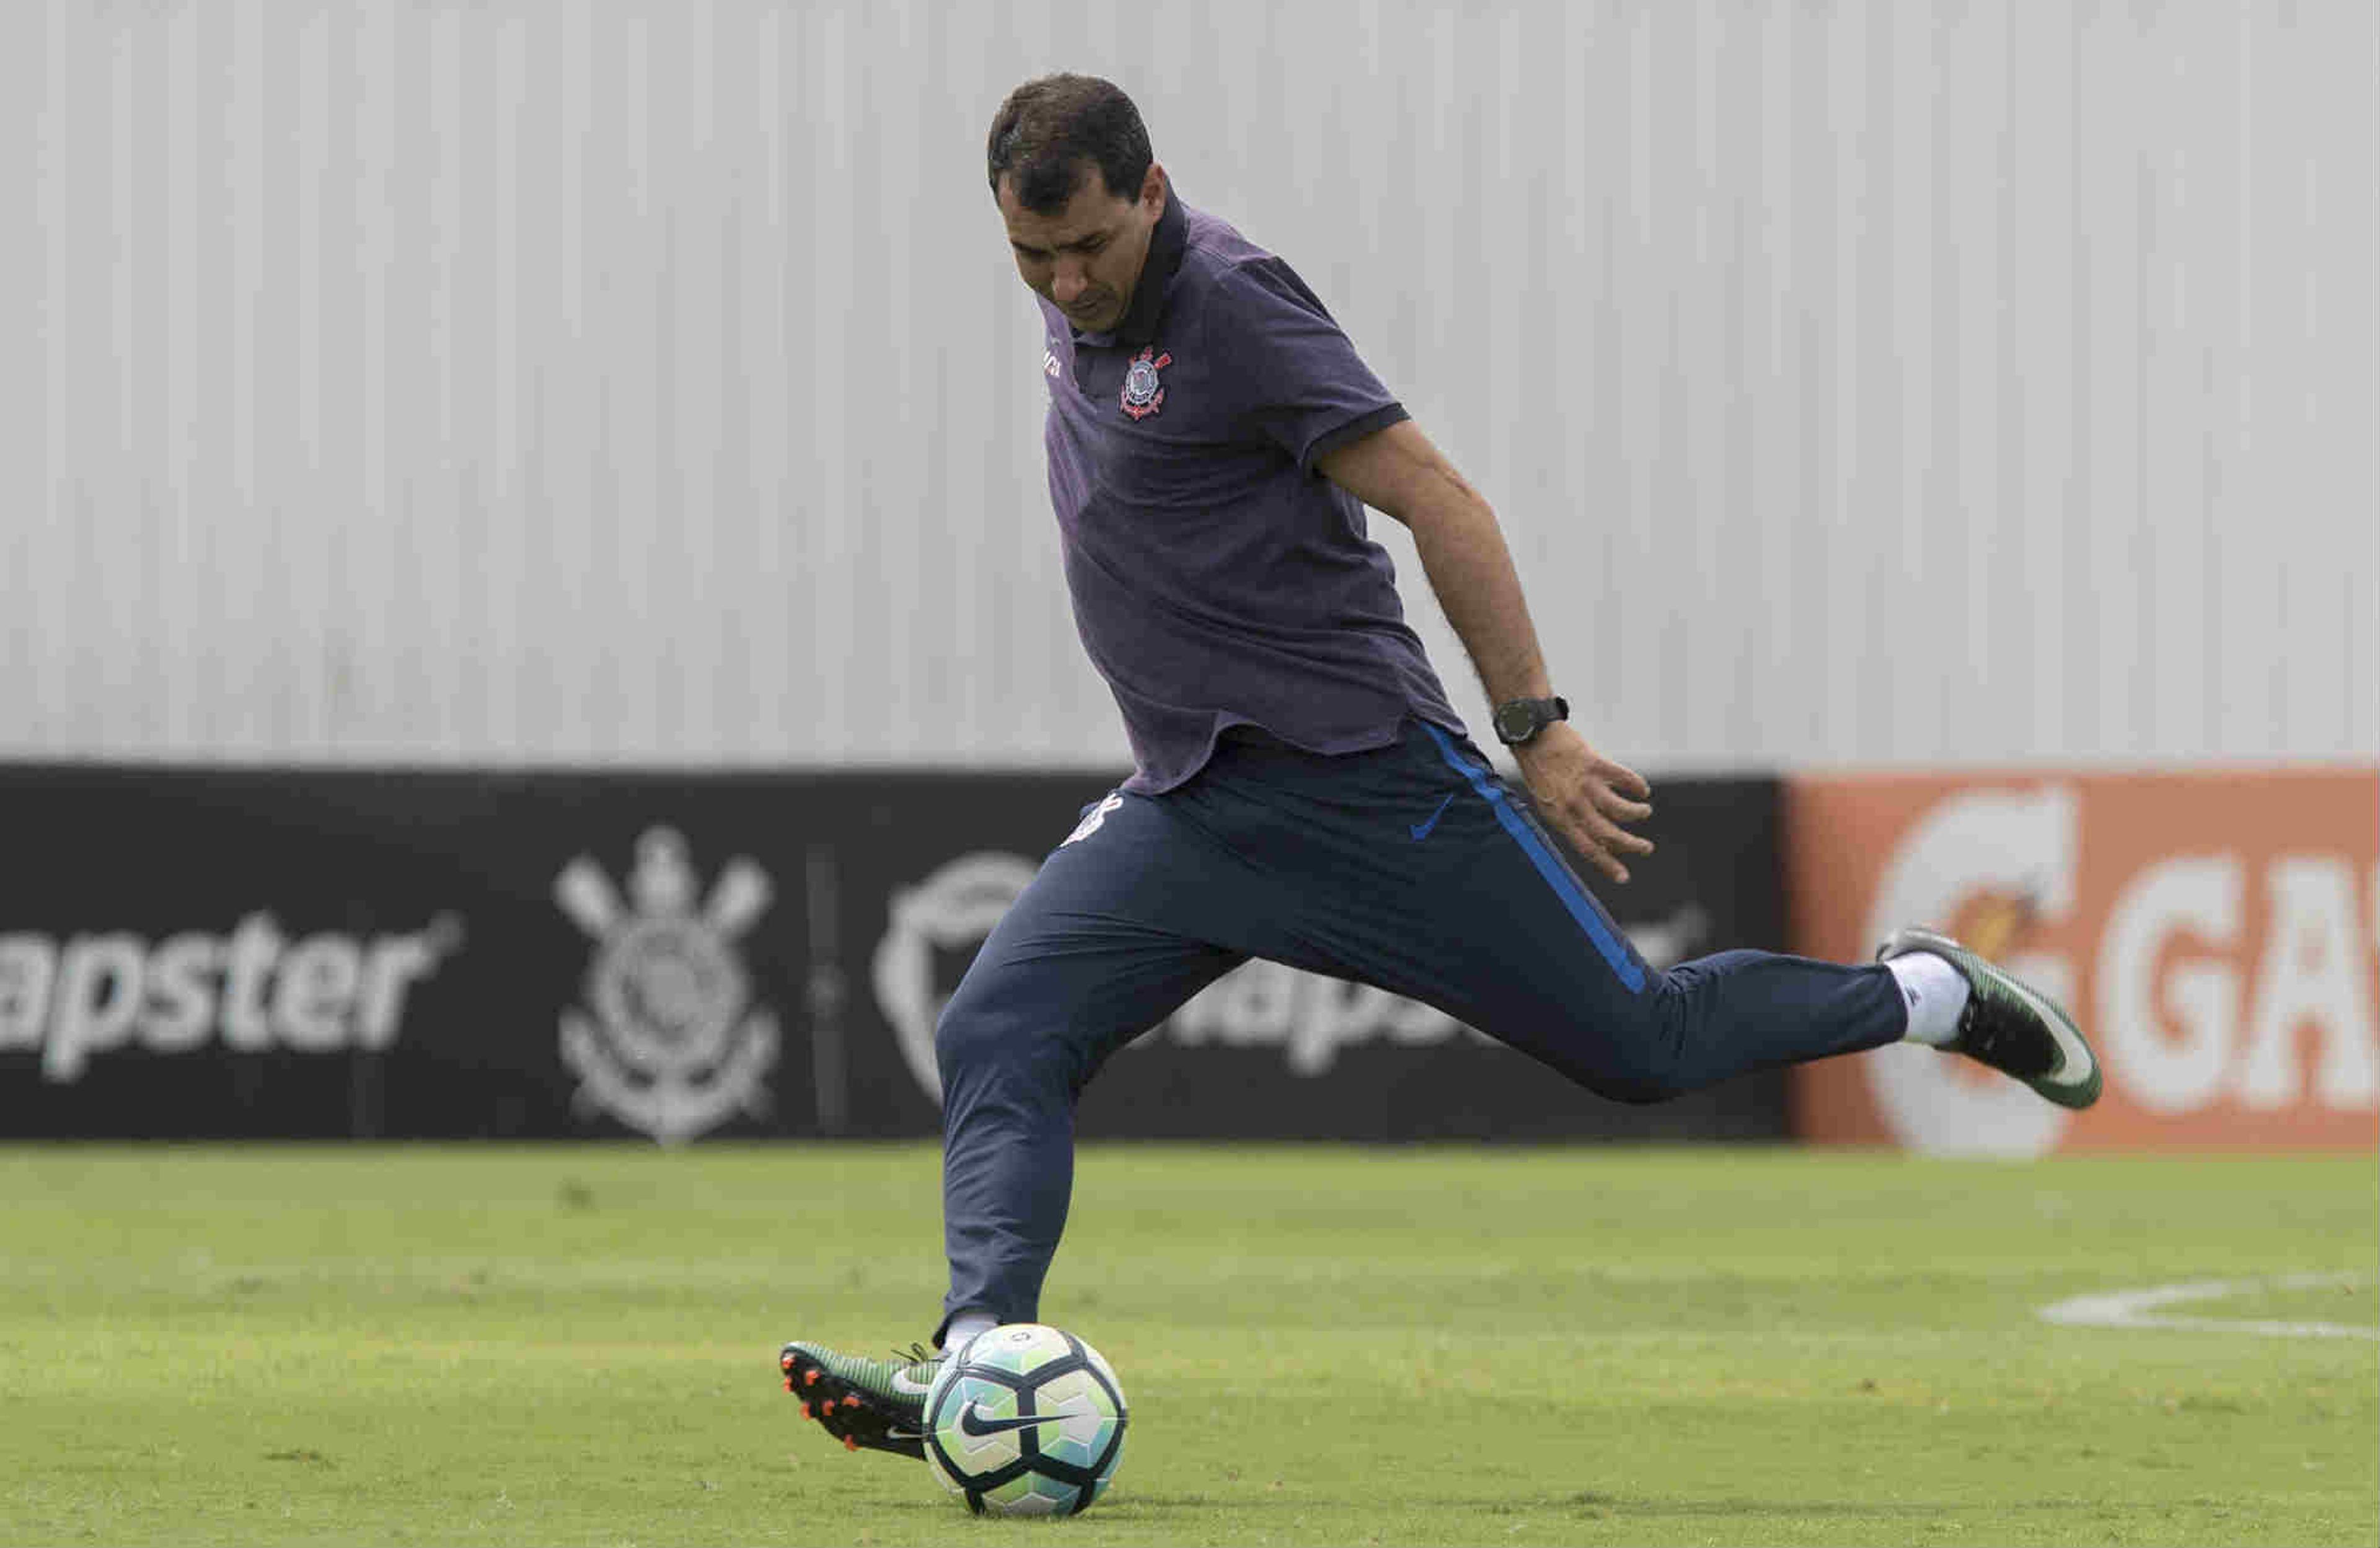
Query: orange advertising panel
xmin=1787 ymin=769 xmax=2379 ymax=1154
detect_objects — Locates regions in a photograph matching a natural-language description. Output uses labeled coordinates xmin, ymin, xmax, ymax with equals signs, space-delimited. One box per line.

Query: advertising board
xmin=0 ymin=763 xmax=1791 ymax=1142
xmin=1784 ymin=769 xmax=2380 ymax=1154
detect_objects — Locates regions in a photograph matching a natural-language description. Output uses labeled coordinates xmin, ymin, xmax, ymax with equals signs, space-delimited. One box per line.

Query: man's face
xmin=997 ymin=161 xmax=1166 ymax=335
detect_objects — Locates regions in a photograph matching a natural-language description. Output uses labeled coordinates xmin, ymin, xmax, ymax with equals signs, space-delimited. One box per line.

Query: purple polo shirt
xmin=1038 ymin=192 xmax=1465 ymax=793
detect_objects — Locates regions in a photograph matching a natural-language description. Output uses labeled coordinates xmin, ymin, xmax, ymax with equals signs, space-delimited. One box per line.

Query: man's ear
xmin=1140 ymin=163 xmax=1166 ymax=215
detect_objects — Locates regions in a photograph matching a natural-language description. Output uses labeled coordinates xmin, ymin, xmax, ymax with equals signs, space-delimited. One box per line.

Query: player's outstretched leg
xmin=1877 ymin=926 xmax=2102 ymax=1108
xmin=1205 ymin=721 xmax=2103 ymax=1115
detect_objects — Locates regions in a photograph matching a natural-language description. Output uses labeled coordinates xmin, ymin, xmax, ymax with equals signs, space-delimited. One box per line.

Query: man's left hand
xmin=1509 ymin=723 xmax=1654 ymax=885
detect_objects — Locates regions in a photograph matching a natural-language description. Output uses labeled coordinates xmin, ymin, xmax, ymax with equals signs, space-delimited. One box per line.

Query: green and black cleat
xmin=778 ymin=1341 xmax=943 ymax=1460
xmin=1878 ymin=926 xmax=2103 ymax=1110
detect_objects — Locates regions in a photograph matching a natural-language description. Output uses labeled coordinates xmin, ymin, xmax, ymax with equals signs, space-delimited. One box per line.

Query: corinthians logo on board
xmin=555 ymin=828 xmax=778 ymax=1143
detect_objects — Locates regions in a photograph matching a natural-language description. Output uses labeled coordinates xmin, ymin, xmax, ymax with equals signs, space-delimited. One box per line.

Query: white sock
xmin=941 ymin=1311 xmax=997 ymax=1355
xmin=1888 ymin=952 xmax=1970 ymax=1047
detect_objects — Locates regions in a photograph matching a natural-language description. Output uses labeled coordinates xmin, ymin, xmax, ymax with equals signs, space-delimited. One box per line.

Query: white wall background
xmin=2 ymin=0 xmax=2371 ymax=771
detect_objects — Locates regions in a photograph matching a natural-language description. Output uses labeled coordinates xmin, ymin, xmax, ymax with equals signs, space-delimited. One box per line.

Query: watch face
xmin=1494 ymin=703 xmax=1536 ymax=742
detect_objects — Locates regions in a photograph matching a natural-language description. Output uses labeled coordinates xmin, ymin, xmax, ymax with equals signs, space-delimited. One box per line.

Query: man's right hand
xmin=1509 ymin=722 xmax=1655 ymax=886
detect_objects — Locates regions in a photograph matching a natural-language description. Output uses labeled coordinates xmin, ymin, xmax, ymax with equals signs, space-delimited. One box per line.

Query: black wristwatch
xmin=1491 ymin=695 xmax=1569 ymax=747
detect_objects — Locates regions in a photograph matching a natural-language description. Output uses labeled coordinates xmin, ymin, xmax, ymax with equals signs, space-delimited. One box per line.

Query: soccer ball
xmin=921 ymin=1323 xmax=1128 ymax=1516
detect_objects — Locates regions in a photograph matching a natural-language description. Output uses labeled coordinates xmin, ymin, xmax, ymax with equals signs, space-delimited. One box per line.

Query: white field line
xmin=2039 ymin=1272 xmax=2380 ymax=1341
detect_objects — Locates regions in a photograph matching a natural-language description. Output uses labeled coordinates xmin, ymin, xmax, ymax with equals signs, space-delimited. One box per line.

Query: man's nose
xmin=1051 ymin=262 xmax=1088 ymax=304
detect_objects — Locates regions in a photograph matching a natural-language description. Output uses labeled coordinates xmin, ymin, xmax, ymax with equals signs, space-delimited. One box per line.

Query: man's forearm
xmin=1404 ymin=469 xmax=1554 ymax=707
xmin=1317 ymin=418 xmax=1652 ymax=882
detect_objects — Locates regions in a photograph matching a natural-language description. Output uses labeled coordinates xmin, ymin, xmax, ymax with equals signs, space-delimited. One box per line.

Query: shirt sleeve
xmin=1206 ymin=256 xmax=1409 ymax=472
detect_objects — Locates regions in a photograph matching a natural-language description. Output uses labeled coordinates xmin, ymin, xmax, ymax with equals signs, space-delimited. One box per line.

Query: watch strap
xmin=1492 ymin=695 xmax=1569 ymax=746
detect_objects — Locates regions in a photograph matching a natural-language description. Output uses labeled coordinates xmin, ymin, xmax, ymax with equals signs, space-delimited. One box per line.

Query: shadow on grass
xmin=868 ymin=1490 xmax=2154 ymax=1522
xmin=1473 ymin=1492 xmax=2205 ymax=1521
xmin=850 ymin=1493 xmax=1230 ymax=1519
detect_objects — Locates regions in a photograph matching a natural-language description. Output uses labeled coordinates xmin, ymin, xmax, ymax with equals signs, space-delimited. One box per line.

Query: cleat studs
xmin=782 ymin=1378 xmax=794 ymax=1393
xmin=843 ymin=1435 xmax=861 ymax=1452
xmin=842 ymin=1394 xmax=861 ymax=1410
xmin=803 ymin=1369 xmax=822 ymax=1387
xmin=779 ymin=1351 xmax=794 ymax=1371
xmin=798 ymin=1402 xmax=813 ymax=1418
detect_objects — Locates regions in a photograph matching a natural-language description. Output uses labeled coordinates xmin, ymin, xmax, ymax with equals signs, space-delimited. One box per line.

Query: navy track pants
xmin=933 ymin=720 xmax=1904 ymax=1337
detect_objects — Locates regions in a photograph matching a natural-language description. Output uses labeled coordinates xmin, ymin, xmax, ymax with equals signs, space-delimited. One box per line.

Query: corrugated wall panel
xmin=2 ymin=0 xmax=2370 ymax=769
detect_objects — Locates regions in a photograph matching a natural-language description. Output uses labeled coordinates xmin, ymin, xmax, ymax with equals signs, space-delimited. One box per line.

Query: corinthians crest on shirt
xmin=554 ymin=827 xmax=779 ymax=1143
xmin=1120 ymin=344 xmax=1171 ymax=420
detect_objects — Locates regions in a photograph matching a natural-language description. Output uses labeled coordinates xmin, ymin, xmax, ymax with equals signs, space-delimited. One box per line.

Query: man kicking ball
xmin=778 ymin=73 xmax=2100 ymax=1457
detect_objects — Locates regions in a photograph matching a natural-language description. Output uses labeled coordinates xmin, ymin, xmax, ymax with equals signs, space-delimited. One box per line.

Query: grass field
xmin=1 ymin=1145 xmax=2373 ymax=1546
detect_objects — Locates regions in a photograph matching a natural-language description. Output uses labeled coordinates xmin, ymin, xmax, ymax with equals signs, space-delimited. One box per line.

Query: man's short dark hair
xmin=986 ymin=74 xmax=1152 ymax=213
